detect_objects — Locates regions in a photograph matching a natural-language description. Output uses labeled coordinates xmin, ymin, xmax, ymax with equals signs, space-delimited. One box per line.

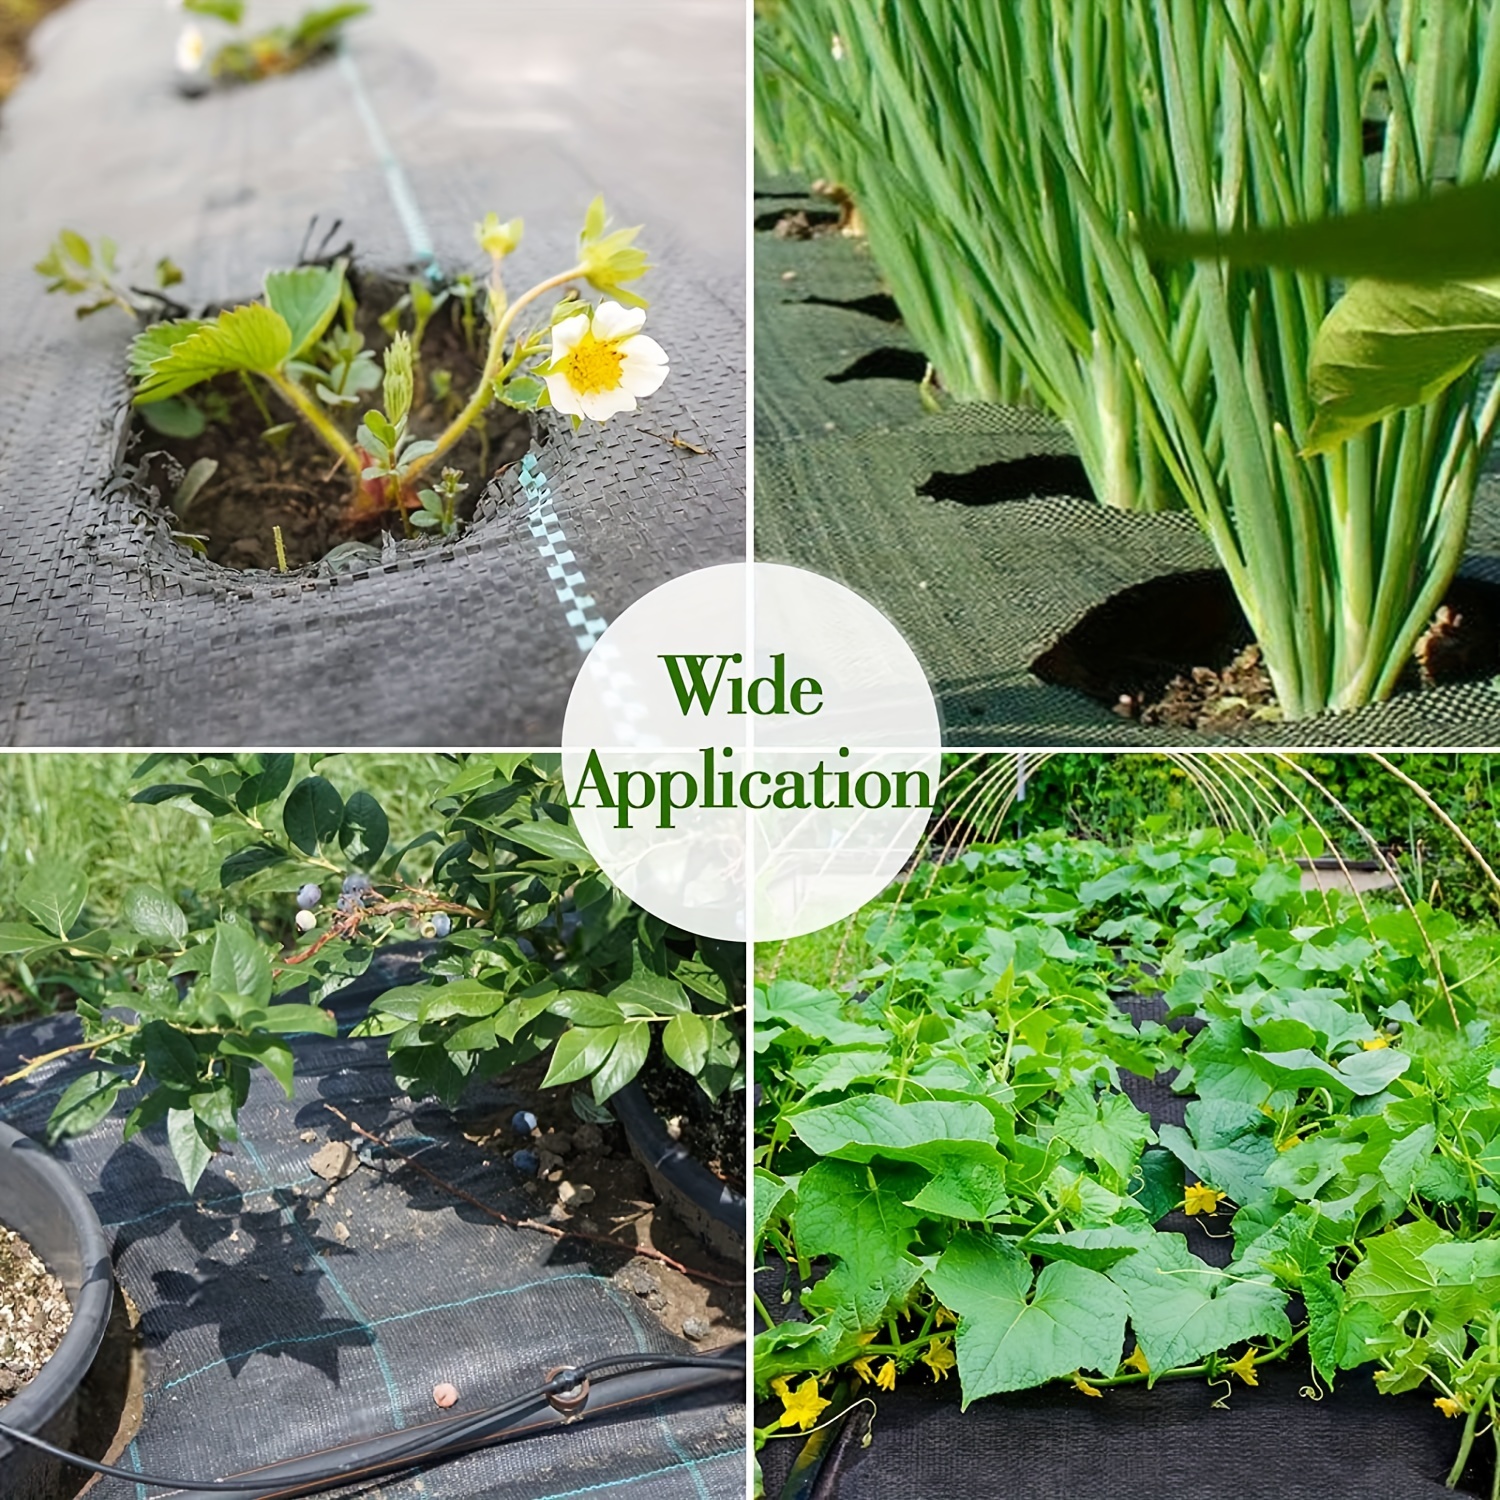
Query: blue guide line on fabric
xmin=518 ymin=453 xmax=610 ymax=653
xmin=337 ymin=44 xmax=441 ymax=282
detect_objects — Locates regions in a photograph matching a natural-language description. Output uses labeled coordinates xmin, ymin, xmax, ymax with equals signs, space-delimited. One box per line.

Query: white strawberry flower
xmin=543 ymin=301 xmax=668 ymax=423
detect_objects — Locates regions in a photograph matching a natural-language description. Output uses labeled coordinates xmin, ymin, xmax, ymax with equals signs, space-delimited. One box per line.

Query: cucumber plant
xmin=756 ymin=829 xmax=1500 ymax=1493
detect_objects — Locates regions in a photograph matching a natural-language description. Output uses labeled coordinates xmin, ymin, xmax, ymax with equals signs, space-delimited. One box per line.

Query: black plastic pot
xmin=611 ymin=1083 xmax=745 ymax=1262
xmin=0 ymin=1122 xmax=114 ymax=1500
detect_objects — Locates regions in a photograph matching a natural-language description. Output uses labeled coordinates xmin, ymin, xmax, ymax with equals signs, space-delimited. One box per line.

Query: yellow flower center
xmin=563 ymin=332 xmax=625 ymax=395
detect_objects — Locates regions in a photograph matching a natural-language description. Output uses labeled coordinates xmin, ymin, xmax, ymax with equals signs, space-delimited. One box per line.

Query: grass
xmin=0 ymin=752 xmax=453 ymax=1022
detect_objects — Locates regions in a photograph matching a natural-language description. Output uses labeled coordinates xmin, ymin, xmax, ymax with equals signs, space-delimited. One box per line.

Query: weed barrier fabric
xmin=753 ymin=177 xmax=1500 ymax=747
xmin=755 ymin=997 xmax=1481 ymax=1500
xmin=0 ymin=2 xmax=744 ymax=746
xmin=0 ymin=952 xmax=745 ymax=1500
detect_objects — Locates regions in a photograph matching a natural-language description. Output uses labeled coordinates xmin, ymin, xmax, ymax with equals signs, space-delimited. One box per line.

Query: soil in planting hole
xmin=1032 ymin=569 xmax=1500 ymax=732
xmin=459 ymin=1054 xmax=744 ymax=1350
xmin=920 ymin=453 xmax=1094 ymax=506
xmin=0 ymin=1224 xmax=71 ymax=1403
xmin=132 ymin=277 xmax=532 ymax=570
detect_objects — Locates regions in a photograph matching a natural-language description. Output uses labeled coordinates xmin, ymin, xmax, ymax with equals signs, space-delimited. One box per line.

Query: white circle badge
xmin=561 ymin=563 xmax=942 ymax=941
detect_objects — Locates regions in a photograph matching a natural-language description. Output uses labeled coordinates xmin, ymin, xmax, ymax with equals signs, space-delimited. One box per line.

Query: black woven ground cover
xmin=0 ymin=2 xmax=745 ymax=745
xmin=0 ymin=952 xmax=745 ymax=1500
xmin=753 ymin=177 xmax=1500 ymax=747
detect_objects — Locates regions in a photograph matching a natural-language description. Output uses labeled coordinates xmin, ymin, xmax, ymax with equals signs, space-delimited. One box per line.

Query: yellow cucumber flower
xmin=921 ymin=1338 xmax=956 ymax=1381
xmin=1434 ymin=1396 xmax=1464 ymax=1418
xmin=1223 ymin=1348 xmax=1259 ymax=1387
xmin=1073 ymin=1374 xmax=1103 ymax=1398
xmin=544 ymin=301 xmax=668 ymax=423
xmin=1122 ymin=1345 xmax=1150 ymax=1376
xmin=1184 ymin=1182 xmax=1226 ymax=1216
xmin=776 ymin=1375 xmax=831 ymax=1431
xmin=1362 ymin=1034 xmax=1391 ymax=1050
xmin=850 ymin=1356 xmax=877 ymax=1384
xmin=874 ymin=1358 xmax=897 ymax=1391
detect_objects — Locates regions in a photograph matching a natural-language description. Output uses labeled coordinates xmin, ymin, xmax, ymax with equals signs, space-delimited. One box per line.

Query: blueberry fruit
xmin=513 ymin=1149 xmax=540 ymax=1175
xmin=512 ymin=1110 xmax=538 ymax=1136
xmin=431 ymin=912 xmax=452 ymax=938
xmin=295 ymin=909 xmax=317 ymax=934
xmin=296 ymin=883 xmax=322 ymax=910
xmin=342 ymin=872 xmax=372 ymax=894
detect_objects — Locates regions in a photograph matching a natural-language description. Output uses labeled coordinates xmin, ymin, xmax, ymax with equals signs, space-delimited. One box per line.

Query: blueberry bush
xmin=1 ymin=753 xmax=743 ymax=1188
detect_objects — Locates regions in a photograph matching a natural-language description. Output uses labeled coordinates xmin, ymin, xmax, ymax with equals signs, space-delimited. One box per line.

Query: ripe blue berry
xmin=296 ymin=883 xmax=322 ymax=910
xmin=513 ymin=1149 xmax=539 ymax=1175
xmin=430 ymin=912 xmax=452 ymax=938
xmin=512 ymin=1110 xmax=538 ymax=1136
xmin=342 ymin=872 xmax=373 ymax=896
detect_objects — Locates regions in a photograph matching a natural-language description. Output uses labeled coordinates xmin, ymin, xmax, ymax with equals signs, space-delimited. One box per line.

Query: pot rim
xmin=0 ymin=1119 xmax=113 ymax=1445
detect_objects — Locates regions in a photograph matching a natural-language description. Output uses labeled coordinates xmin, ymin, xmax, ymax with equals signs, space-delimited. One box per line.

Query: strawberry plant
xmin=35 ymin=199 xmax=668 ymax=563
xmin=174 ymin=1 xmax=370 ymax=85
xmin=755 ymin=829 xmax=1500 ymax=1494
xmin=0 ymin=754 xmax=742 ymax=1190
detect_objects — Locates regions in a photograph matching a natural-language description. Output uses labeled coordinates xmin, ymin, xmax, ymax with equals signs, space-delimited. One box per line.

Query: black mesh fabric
xmin=0 ymin=954 xmax=745 ymax=1499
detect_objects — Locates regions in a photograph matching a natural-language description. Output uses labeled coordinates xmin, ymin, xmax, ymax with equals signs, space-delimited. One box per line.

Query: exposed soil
xmin=0 ymin=1224 xmax=71 ymax=1404
xmin=1032 ymin=568 xmax=1500 ymax=732
xmin=131 ymin=276 xmax=531 ymax=570
xmin=463 ymin=1058 xmax=744 ymax=1350
xmin=0 ymin=0 xmax=69 ymax=103
xmin=636 ymin=1042 xmax=746 ymax=1192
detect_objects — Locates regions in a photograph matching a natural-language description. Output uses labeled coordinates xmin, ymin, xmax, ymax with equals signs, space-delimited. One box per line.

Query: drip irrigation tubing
xmin=0 ymin=1347 xmax=746 ymax=1499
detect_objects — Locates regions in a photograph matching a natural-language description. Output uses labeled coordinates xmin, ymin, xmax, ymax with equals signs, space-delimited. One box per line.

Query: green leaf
xmin=142 ymin=396 xmax=208 ymax=439
xmin=236 ymin=754 xmax=295 ymax=811
xmin=791 ymin=1096 xmax=1004 ymax=1170
xmin=927 ymin=1231 xmax=1128 ymax=1407
xmin=339 ymin=791 xmax=389 ymax=868
xmin=209 ymin=921 xmax=272 ymax=1008
xmin=128 ymin=322 xmax=206 ymax=379
xmin=123 ymin=885 xmax=188 ymax=947
xmin=505 ymin=816 xmax=594 ymax=866
xmin=753 ymin=1168 xmax=792 ymax=1250
xmin=46 ymin=1070 xmax=123 ymax=1144
xmin=497 ymin=374 xmax=545 ymax=409
xmin=167 ymin=1106 xmax=215 ymax=1190
xmin=541 ymin=1024 xmax=622 ymax=1087
xmin=260 ymin=1004 xmax=337 ymax=1036
xmin=1051 ymin=1087 xmax=1152 ymax=1190
xmin=795 ymin=1158 xmax=925 ymax=1331
xmin=264 ymin=262 xmax=346 ymax=359
xmin=904 ymin=1159 xmax=1009 ymax=1221
xmin=184 ymin=0 xmax=245 ymax=21
xmin=220 ymin=843 xmax=288 ymax=887
xmin=134 ymin=305 xmax=293 ymax=403
xmin=663 ymin=1012 xmax=710 ymax=1074
xmin=1247 ymin=1046 xmax=1411 ymax=1098
xmin=1104 ymin=1234 xmax=1290 ymax=1379
xmin=142 ymin=1020 xmax=201 ymax=1090
xmin=591 ymin=1022 xmax=650 ymax=1102
xmin=1143 ymin=173 xmax=1500 ymax=285
xmin=218 ymin=1032 xmax=296 ymax=1096
xmin=1157 ymin=1099 xmax=1278 ymax=1204
xmin=0 ymin=921 xmax=61 ymax=955
xmin=283 ymin=775 xmax=345 ymax=855
xmin=1304 ymin=1265 xmax=1386 ymax=1385
xmin=611 ymin=973 xmax=691 ymax=1017
xmin=1302 ymin=278 xmax=1500 ymax=453
xmin=18 ymin=863 xmax=87 ymax=938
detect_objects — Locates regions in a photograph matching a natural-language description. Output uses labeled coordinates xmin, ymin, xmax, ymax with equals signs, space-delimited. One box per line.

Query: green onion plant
xmin=757 ymin=1 xmax=1500 ymax=719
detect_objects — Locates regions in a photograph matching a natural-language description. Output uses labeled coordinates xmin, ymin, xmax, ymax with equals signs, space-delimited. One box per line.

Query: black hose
xmin=0 ymin=1346 xmax=745 ymax=1499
